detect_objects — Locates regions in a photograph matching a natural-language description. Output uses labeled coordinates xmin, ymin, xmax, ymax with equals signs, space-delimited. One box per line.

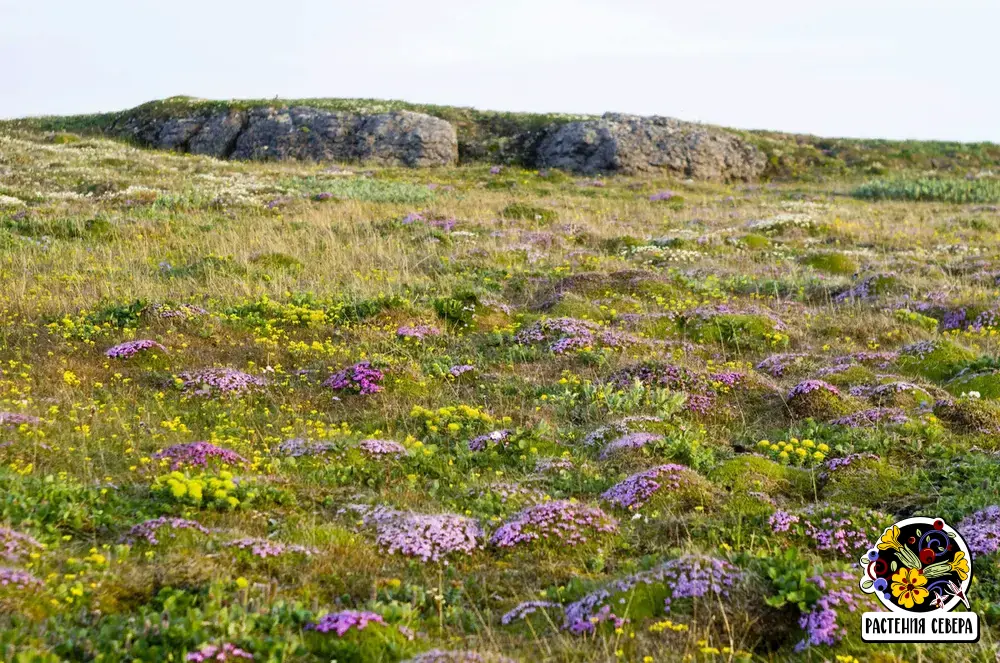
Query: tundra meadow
xmin=0 ymin=113 xmax=999 ymax=662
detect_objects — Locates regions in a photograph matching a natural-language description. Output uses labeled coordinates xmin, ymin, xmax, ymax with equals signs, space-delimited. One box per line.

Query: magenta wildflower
xmin=121 ymin=517 xmax=211 ymax=545
xmin=357 ymin=438 xmax=407 ymax=457
xmin=601 ymin=464 xmax=691 ymax=509
xmin=152 ymin=442 xmax=247 ymax=470
xmin=490 ymin=501 xmax=617 ymax=548
xmin=306 ymin=610 xmax=385 ymax=636
xmin=323 ymin=361 xmax=384 ymax=396
xmin=105 ymin=339 xmax=167 ymax=359
xmin=179 ymin=368 xmax=266 ymax=396
xmin=186 ymin=643 xmax=253 ymax=662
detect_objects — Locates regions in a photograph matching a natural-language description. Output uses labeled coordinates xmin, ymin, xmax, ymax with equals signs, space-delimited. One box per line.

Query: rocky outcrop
xmin=107 ymin=100 xmax=765 ymax=179
xmin=535 ymin=113 xmax=766 ymax=181
xmin=111 ymin=106 xmax=458 ymax=167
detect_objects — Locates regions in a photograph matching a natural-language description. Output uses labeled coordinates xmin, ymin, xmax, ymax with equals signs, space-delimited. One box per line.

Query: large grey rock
xmin=536 ymin=114 xmax=765 ymax=180
xmin=188 ymin=111 xmax=247 ymax=157
xmin=112 ymin=106 xmax=458 ymax=167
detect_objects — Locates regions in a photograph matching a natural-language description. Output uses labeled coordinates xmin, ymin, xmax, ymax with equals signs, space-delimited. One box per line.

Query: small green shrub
xmin=801 ymin=252 xmax=857 ymax=275
xmin=852 ymin=177 xmax=1000 ymax=204
xmin=500 ymin=202 xmax=558 ymax=223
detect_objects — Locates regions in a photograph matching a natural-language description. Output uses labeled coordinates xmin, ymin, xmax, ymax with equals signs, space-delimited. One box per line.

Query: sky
xmin=1 ymin=0 xmax=998 ymax=142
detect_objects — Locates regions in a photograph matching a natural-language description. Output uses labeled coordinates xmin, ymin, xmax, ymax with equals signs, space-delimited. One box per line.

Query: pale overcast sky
xmin=1 ymin=0 xmax=997 ymax=141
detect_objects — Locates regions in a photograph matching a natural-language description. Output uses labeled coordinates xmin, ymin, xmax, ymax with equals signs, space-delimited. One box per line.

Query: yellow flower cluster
xmin=757 ymin=438 xmax=828 ymax=466
xmin=153 ymin=470 xmax=244 ymax=509
xmin=648 ymin=619 xmax=689 ymax=633
xmin=409 ymin=404 xmax=505 ymax=435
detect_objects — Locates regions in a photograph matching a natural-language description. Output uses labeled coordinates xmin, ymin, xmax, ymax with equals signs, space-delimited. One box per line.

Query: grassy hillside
xmin=0 ymin=121 xmax=998 ymax=661
xmin=7 ymin=95 xmax=1000 ymax=178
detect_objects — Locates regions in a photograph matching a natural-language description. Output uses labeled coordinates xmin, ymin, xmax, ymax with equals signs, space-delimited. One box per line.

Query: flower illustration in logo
xmin=860 ymin=516 xmax=973 ymax=613
xmin=890 ymin=567 xmax=928 ymax=609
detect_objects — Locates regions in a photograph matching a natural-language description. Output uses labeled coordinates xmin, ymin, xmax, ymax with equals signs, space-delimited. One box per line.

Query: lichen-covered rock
xmin=786 ymin=380 xmax=855 ymax=420
xmin=896 ymin=339 xmax=976 ymax=382
xmin=933 ymin=397 xmax=1000 ymax=434
xmin=535 ymin=114 xmax=766 ymax=180
xmin=946 ymin=368 xmax=1000 ymax=399
xmin=188 ymin=111 xmax=247 ymax=157
xmin=111 ymin=105 xmax=458 ymax=167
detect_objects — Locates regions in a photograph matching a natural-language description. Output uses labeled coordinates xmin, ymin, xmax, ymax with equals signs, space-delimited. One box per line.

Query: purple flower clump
xmin=397 ymin=325 xmax=441 ymax=340
xmin=649 ymin=190 xmax=675 ymax=202
xmin=0 ymin=567 xmax=43 ymax=589
xmin=468 ymin=429 xmax=511 ymax=452
xmin=598 ymin=432 xmax=664 ymax=460
xmin=768 ymin=510 xmax=800 ymax=532
xmin=225 ymin=537 xmax=316 ymax=558
xmin=150 ymin=303 xmax=209 ymax=319
xmin=448 ymin=364 xmax=475 ymax=378
xmin=364 ymin=507 xmax=484 ymax=562
xmin=0 ymin=412 xmax=40 ymax=428
xmin=821 ymin=453 xmax=880 ymax=476
xmin=306 ymin=610 xmax=385 ymax=636
xmin=787 ymin=379 xmax=840 ymax=400
xmin=490 ymin=501 xmax=618 ymax=549
xmin=323 ymin=361 xmax=384 ymax=396
xmin=179 ymin=368 xmax=266 ymax=396
xmin=357 ymin=438 xmax=407 ymax=457
xmin=601 ymin=464 xmax=691 ymax=510
xmin=829 ymin=407 xmax=908 ymax=428
xmin=121 ymin=517 xmax=211 ymax=545
xmin=957 ymin=506 xmax=1000 ymax=558
xmin=404 ymin=651 xmax=516 ymax=663
xmin=515 ymin=317 xmax=636 ymax=354
xmin=563 ymin=555 xmax=743 ymax=634
xmin=777 ymin=505 xmax=888 ymax=559
xmin=501 ymin=600 xmax=563 ymax=625
xmin=105 ymin=339 xmax=167 ymax=359
xmin=0 ymin=527 xmax=42 ymax=563
xmin=535 ymin=457 xmax=574 ymax=473
xmin=186 ymin=643 xmax=253 ymax=662
xmin=794 ymin=572 xmax=861 ymax=652
xmin=755 ymin=353 xmax=809 ymax=377
xmin=152 ymin=442 xmax=248 ymax=470
xmin=276 ymin=438 xmax=338 ymax=458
